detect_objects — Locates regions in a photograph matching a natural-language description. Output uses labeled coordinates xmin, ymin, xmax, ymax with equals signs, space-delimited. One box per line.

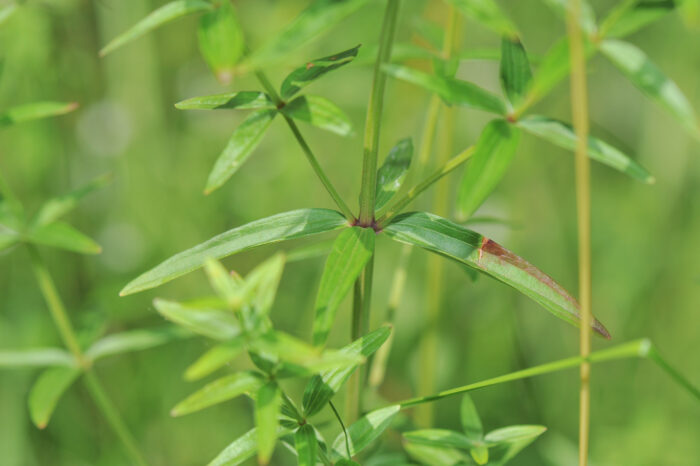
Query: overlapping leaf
xmin=153 ymin=299 xmax=241 ymax=341
xmin=331 ymin=405 xmax=400 ymax=459
xmin=176 ymin=92 xmax=275 ymax=111
xmin=281 ymin=45 xmax=361 ymax=100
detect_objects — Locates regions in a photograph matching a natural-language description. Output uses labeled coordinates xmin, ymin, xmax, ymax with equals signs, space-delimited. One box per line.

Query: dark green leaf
xmin=243 ymin=0 xmax=370 ymax=69
xmin=85 ymin=326 xmax=188 ymax=362
xmin=383 ymin=64 xmax=507 ymax=115
xmin=375 ymin=138 xmax=413 ymax=211
xmin=175 ymin=92 xmax=275 ymax=110
xmin=0 ymin=348 xmax=75 ymax=368
xmin=460 ymin=394 xmax=483 ymax=441
xmin=184 ymin=337 xmax=246 ymax=381
xmin=256 ymin=381 xmax=282 ymax=464
xmin=206 ymin=109 xmax=277 ymax=193
xmin=602 ymin=0 xmax=675 ymax=38
xmin=120 ymin=209 xmax=348 ymax=295
xmin=383 ymin=212 xmax=611 ymax=338
xmin=280 ymin=95 xmax=353 ymax=136
xmin=331 ymin=405 xmax=400 ymax=458
xmin=500 ymin=37 xmax=532 ymax=109
xmin=302 ymin=325 xmax=391 ymax=417
xmin=444 ymin=0 xmax=518 ymax=38
xmin=28 ymin=367 xmax=81 ymax=429
xmin=517 ymin=115 xmax=654 ymax=183
xmin=32 ymin=174 xmax=111 ymax=228
xmin=312 ymin=227 xmax=375 ymax=346
xmin=153 ymin=299 xmax=241 ymax=341
xmin=600 ymin=39 xmax=700 ymax=138
xmin=198 ymin=0 xmax=245 ymax=84
xmin=457 ymin=119 xmax=521 ymax=219
xmin=100 ymin=0 xmax=214 ymax=56
xmin=281 ymin=45 xmax=361 ymax=100
xmin=0 ymin=102 xmax=78 ymax=127
xmin=26 ymin=222 xmax=101 ymax=254
xmin=171 ymin=371 xmax=263 ymax=416
xmin=295 ymin=424 xmax=317 ymax=466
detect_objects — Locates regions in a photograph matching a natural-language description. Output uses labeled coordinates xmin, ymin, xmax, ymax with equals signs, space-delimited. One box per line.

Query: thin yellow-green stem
xmin=26 ymin=245 xmax=148 ymax=466
xmin=566 ymin=1 xmax=593 ymax=464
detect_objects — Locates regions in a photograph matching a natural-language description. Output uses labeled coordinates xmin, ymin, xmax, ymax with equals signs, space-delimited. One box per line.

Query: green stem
xmin=398 ymin=339 xmax=700 ymax=408
xmin=329 ymin=400 xmax=352 ymax=459
xmin=254 ymin=71 xmax=355 ymax=221
xmin=377 ymin=146 xmax=474 ymax=227
xmin=26 ymin=245 xmax=148 ymax=466
xmin=358 ymin=0 xmax=401 ymax=224
xmin=83 ymin=371 xmax=149 ymax=466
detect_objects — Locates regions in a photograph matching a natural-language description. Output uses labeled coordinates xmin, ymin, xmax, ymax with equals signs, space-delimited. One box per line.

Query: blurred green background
xmin=1 ymin=0 xmax=698 ymax=464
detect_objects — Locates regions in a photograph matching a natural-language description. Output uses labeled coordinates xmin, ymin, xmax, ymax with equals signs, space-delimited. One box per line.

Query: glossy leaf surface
xmin=176 ymin=92 xmax=275 ymax=110
xmin=331 ymin=405 xmax=400 ymax=458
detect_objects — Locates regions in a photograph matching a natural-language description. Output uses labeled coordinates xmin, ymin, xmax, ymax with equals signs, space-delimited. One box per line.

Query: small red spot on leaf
xmin=306 ymin=62 xmax=315 ymax=70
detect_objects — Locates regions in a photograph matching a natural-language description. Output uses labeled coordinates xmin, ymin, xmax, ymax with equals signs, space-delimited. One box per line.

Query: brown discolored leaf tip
xmin=38 ymin=422 xmax=47 ymax=430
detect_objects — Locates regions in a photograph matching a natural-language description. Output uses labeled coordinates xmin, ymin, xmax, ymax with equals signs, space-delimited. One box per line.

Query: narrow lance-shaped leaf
xmin=312 ymin=227 xmax=375 ymax=346
xmin=517 ymin=115 xmax=654 ymax=183
xmin=375 ymin=138 xmax=413 ymax=211
xmin=184 ymin=337 xmax=246 ymax=381
xmin=243 ymin=0 xmax=370 ymax=69
xmin=0 ymin=102 xmax=78 ymax=127
xmin=171 ymin=371 xmax=263 ymax=417
xmin=461 ymin=395 xmax=488 ymax=464
xmin=281 ymin=45 xmax=361 ymax=100
xmin=303 ymin=325 xmax=391 ymax=416
xmin=485 ymin=425 xmax=546 ymax=465
xmin=295 ymin=424 xmax=318 ymax=466
xmin=198 ymin=0 xmax=245 ymax=85
xmin=100 ymin=0 xmax=214 ymax=56
xmin=280 ymin=95 xmax=353 ymax=137
xmin=153 ymin=299 xmax=241 ymax=341
xmin=443 ymin=0 xmax=518 ymax=38
xmin=601 ymin=0 xmax=676 ymax=39
xmin=206 ymin=109 xmax=277 ymax=193
xmin=600 ymin=39 xmax=700 ymax=139
xmin=204 ymin=259 xmax=242 ymax=309
xmin=243 ymin=253 xmax=286 ymax=315
xmin=383 ymin=212 xmax=610 ymax=338
xmin=331 ymin=405 xmax=400 ymax=459
xmin=256 ymin=381 xmax=282 ymax=464
xmin=500 ymin=37 xmax=532 ymax=110
xmin=383 ymin=64 xmax=507 ymax=115
xmin=120 ymin=208 xmax=348 ymax=296
xmin=0 ymin=348 xmax=75 ymax=368
xmin=458 ymin=119 xmax=521 ymax=219
xmin=404 ymin=441 xmax=470 ymax=466
xmin=403 ymin=429 xmax=478 ymax=450
xmin=207 ymin=425 xmax=293 ymax=466
xmin=84 ymin=326 xmax=189 ymax=362
xmin=175 ymin=91 xmax=275 ymax=110
xmin=28 ymin=367 xmax=81 ymax=429
xmin=26 ymin=222 xmax=102 ymax=255
xmin=32 ymin=174 xmax=112 ymax=228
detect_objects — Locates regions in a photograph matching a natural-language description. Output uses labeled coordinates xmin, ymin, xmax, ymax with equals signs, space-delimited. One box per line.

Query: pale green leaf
xmin=517 ymin=115 xmax=654 ymax=183
xmin=457 ymin=119 xmax=521 ymax=219
xmin=500 ymin=37 xmax=532 ymax=109
xmin=256 ymin=381 xmax=282 ymax=464
xmin=294 ymin=424 xmax=317 ymax=466
xmin=171 ymin=371 xmax=263 ymax=416
xmin=0 ymin=102 xmax=78 ymax=127
xmin=403 ymin=429 xmax=478 ymax=449
xmin=243 ymin=252 xmax=286 ymax=316
xmin=331 ymin=405 xmax=400 ymax=458
xmin=485 ymin=425 xmax=546 ymax=465
xmin=444 ymin=0 xmax=518 ymax=38
xmin=0 ymin=348 xmax=75 ymax=368
xmin=175 ymin=92 xmax=275 ymax=110
xmin=208 ymin=426 xmax=292 ymax=466
xmin=26 ymin=222 xmax=101 ymax=254
xmin=204 ymin=259 xmax=243 ymax=308
xmin=302 ymin=325 xmax=391 ymax=417
xmin=600 ymin=39 xmax=700 ymax=138
xmin=198 ymin=0 xmax=245 ymax=84
xmin=404 ymin=442 xmax=469 ymax=466
xmin=280 ymin=95 xmax=353 ymax=136
xmin=153 ymin=299 xmax=241 ymax=341
xmin=0 ymin=3 xmax=18 ymax=25
xmin=460 ymin=394 xmax=483 ymax=441
xmin=28 ymin=367 xmax=81 ymax=428
xmin=383 ymin=212 xmax=611 ymax=338
xmin=100 ymin=0 xmax=214 ymax=56
xmin=539 ymin=0 xmax=597 ymax=34
xmin=206 ymin=109 xmax=277 ymax=193
xmin=85 ymin=326 xmax=188 ymax=362
xmin=312 ymin=227 xmax=375 ymax=346
xmin=184 ymin=337 xmax=246 ymax=381
xmin=601 ymin=0 xmax=675 ymax=38
xmin=32 ymin=174 xmax=112 ymax=228
xmin=120 ymin=209 xmax=348 ymax=296
xmin=375 ymin=138 xmax=413 ymax=211
xmin=281 ymin=45 xmax=361 ymax=100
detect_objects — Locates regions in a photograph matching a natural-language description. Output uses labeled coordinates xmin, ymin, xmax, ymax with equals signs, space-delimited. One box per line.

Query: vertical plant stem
xmin=566 ymin=2 xmax=593 ymax=465
xmin=415 ymin=4 xmax=459 ymax=427
xmin=26 ymin=245 xmax=148 ymax=466
xmin=254 ymin=71 xmax=355 ymax=221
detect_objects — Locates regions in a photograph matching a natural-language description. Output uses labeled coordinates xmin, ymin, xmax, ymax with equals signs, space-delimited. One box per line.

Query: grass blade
xmin=256 ymin=381 xmax=282 ymax=464
xmin=206 ymin=109 xmax=277 ymax=193
xmin=175 ymin=91 xmax=275 ymax=110
xmin=331 ymin=405 xmax=400 ymax=458
xmin=85 ymin=326 xmax=189 ymax=362
xmin=28 ymin=367 xmax=81 ymax=429
xmin=198 ymin=0 xmax=244 ymax=84
xmin=517 ymin=115 xmax=654 ymax=183
xmin=281 ymin=95 xmax=353 ymax=136
xmin=281 ymin=45 xmax=361 ymax=100
xmin=153 ymin=299 xmax=241 ymax=341
xmin=171 ymin=371 xmax=263 ymax=417
xmin=383 ymin=211 xmax=610 ymax=338
xmin=312 ymin=227 xmax=375 ymax=346
xmin=0 ymin=348 xmax=75 ymax=368
xmin=27 ymin=222 xmax=101 ymax=255
xmin=375 ymin=138 xmax=413 ymax=212
xmin=100 ymin=0 xmax=213 ymax=56
xmin=295 ymin=424 xmax=318 ymax=466
xmin=0 ymin=101 xmax=78 ymax=127
xmin=120 ymin=208 xmax=348 ymax=296
xmin=457 ymin=119 xmax=521 ymax=219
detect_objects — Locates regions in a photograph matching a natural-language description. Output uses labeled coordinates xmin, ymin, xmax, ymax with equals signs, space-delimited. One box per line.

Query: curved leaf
xmin=120 ymin=209 xmax=348 ymax=295
xmin=460 ymin=394 xmax=483 ymax=441
xmin=0 ymin=102 xmax=78 ymax=127
xmin=281 ymin=95 xmax=353 ymax=136
xmin=171 ymin=371 xmax=263 ymax=416
xmin=281 ymin=45 xmax=361 ymax=100
xmin=28 ymin=367 xmax=81 ymax=429
xmin=100 ymin=0 xmax=213 ymax=56
xmin=375 ymin=138 xmax=413 ymax=211
xmin=175 ymin=91 xmax=275 ymax=110
xmin=517 ymin=115 xmax=654 ymax=183
xmin=383 ymin=211 xmax=611 ymax=338
xmin=331 ymin=405 xmax=400 ymax=458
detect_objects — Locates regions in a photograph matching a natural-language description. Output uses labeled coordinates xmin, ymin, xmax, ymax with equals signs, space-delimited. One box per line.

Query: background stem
xmin=566 ymin=1 xmax=593 ymax=465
